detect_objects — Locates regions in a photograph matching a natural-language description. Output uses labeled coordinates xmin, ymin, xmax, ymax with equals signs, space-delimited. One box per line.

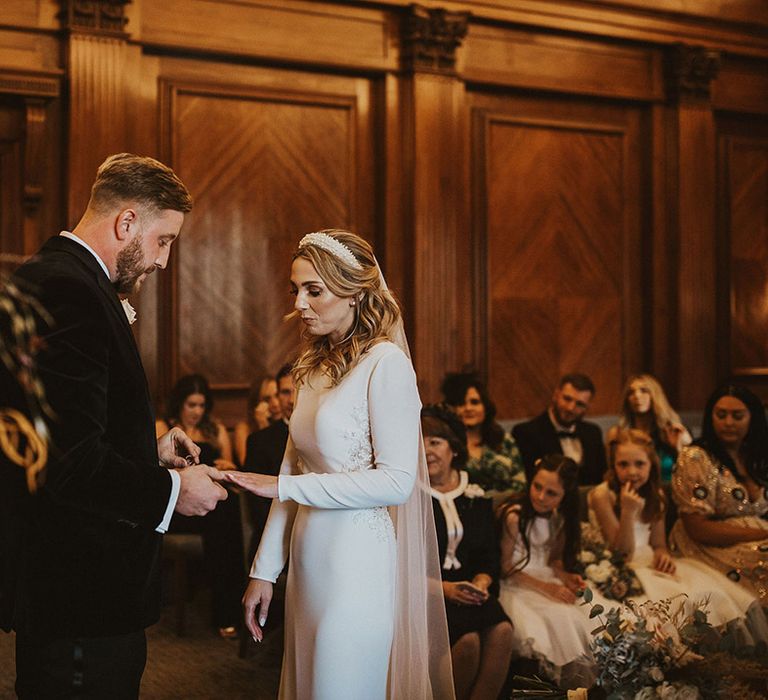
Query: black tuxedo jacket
xmin=512 ymin=411 xmax=607 ymax=486
xmin=243 ymin=420 xmax=289 ymax=557
xmin=4 ymin=236 xmax=171 ymax=638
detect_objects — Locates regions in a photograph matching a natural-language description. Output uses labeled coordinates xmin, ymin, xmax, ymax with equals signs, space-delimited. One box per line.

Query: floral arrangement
xmin=578 ymin=522 xmax=643 ymax=602
xmin=584 ymin=590 xmax=768 ymax=699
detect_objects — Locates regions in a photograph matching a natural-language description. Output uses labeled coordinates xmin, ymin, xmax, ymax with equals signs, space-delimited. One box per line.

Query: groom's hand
xmin=157 ymin=427 xmax=201 ymax=468
xmin=174 ymin=464 xmax=228 ymax=516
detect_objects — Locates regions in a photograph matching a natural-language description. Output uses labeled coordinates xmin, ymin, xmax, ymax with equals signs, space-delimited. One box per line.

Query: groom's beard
xmin=114 ymin=234 xmax=153 ymax=295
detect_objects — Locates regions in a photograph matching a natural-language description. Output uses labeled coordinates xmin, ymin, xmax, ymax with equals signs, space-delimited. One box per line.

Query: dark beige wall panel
xmin=158 ymin=68 xmax=376 ymax=394
xmin=471 ymin=94 xmax=645 ymax=418
xmin=463 ymin=26 xmax=663 ymax=101
xmin=722 ymin=136 xmax=768 ymax=376
xmin=139 ymin=0 xmax=396 ymax=71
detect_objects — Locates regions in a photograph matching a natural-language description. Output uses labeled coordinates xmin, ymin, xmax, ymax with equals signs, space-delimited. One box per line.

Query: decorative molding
xmin=401 ymin=4 xmax=469 ymax=75
xmin=666 ymin=43 xmax=721 ymax=100
xmin=0 ymin=71 xmax=60 ymax=99
xmin=59 ymin=0 xmax=131 ymax=35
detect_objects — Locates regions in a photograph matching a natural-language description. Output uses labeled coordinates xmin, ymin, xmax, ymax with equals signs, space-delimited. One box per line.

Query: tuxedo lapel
xmin=39 ymin=237 xmax=150 ymax=398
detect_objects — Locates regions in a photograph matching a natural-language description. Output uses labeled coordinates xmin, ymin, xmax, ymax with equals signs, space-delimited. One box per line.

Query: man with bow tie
xmin=6 ymin=153 xmax=228 ymax=698
xmin=513 ymin=373 xmax=607 ymax=486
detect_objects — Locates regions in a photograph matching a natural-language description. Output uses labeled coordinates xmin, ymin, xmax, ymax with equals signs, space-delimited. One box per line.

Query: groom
xmin=6 ymin=153 xmax=228 ymax=698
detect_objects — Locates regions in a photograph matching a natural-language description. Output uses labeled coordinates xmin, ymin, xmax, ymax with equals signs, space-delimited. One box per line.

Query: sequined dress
xmin=670 ymin=445 xmax=768 ymax=603
xmin=250 ymin=342 xmax=420 ymax=700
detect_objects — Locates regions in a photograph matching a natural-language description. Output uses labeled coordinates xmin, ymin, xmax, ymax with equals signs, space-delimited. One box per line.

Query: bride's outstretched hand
xmin=243 ymin=578 xmax=273 ymax=642
xmin=224 ymin=471 xmax=279 ymax=499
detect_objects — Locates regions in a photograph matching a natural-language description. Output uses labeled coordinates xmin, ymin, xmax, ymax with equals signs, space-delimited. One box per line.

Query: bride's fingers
xmin=242 ymin=597 xmax=261 ymax=641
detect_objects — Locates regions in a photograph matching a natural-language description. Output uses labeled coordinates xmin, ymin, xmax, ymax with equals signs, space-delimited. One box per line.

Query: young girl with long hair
xmin=590 ymin=428 xmax=768 ymax=640
xmin=606 ymin=374 xmax=691 ymax=481
xmin=497 ymin=454 xmax=595 ymax=688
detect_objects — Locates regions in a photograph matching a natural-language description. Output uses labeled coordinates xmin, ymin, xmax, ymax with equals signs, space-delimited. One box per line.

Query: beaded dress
xmin=670 ymin=445 xmax=768 ymax=603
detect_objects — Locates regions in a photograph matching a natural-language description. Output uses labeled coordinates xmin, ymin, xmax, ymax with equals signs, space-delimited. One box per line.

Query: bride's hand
xmin=225 ymin=471 xmax=278 ymax=499
xmin=243 ymin=578 xmax=273 ymax=642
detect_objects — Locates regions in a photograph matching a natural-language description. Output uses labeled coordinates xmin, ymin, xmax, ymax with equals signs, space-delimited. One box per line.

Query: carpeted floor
xmin=0 ymin=590 xmax=282 ymax=699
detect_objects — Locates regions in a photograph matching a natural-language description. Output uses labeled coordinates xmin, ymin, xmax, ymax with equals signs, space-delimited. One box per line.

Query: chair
xmin=162 ymin=533 xmax=204 ymax=636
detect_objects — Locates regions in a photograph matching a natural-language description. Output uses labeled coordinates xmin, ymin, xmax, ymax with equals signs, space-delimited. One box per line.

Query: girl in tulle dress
xmin=589 ymin=428 xmax=768 ymax=643
xmin=498 ymin=455 xmax=596 ymax=688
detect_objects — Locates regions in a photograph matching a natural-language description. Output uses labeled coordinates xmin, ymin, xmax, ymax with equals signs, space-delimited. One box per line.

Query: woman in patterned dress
xmin=441 ymin=372 xmax=526 ymax=505
xmin=670 ymin=383 xmax=768 ymax=603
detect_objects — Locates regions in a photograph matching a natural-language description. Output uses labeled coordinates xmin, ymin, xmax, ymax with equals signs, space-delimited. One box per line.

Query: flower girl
xmin=589 ymin=428 xmax=768 ymax=640
xmin=498 ymin=454 xmax=596 ymax=687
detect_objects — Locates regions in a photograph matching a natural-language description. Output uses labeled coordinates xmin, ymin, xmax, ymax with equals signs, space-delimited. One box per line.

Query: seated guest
xmin=156 ymin=374 xmax=243 ymax=638
xmin=233 ymin=375 xmax=282 ymax=465
xmin=441 ymin=371 xmax=526 ymax=503
xmin=670 ymin=384 xmax=768 ymax=605
xmin=513 ymin=373 xmax=607 ymax=485
xmin=590 ymin=429 xmax=766 ymax=640
xmin=243 ymin=362 xmax=294 ymax=559
xmin=497 ymin=454 xmax=595 ymax=689
xmin=423 ymin=405 xmax=513 ymax=700
xmin=606 ymin=374 xmax=691 ymax=481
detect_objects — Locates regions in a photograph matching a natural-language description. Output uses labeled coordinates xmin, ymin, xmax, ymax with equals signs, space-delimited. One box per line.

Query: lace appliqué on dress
xmin=353 ymin=506 xmax=394 ymax=543
xmin=341 ymin=399 xmax=373 ymax=474
xmin=343 ymin=399 xmax=392 ymax=541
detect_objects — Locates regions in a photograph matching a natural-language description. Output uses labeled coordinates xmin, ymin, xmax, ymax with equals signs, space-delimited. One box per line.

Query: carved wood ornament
xmin=59 ymin=0 xmax=131 ymax=34
xmin=666 ymin=43 xmax=721 ymax=100
xmin=402 ymin=4 xmax=469 ymax=74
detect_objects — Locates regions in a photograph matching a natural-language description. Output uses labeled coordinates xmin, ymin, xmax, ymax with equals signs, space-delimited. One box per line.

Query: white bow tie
xmin=120 ymin=298 xmax=137 ymax=325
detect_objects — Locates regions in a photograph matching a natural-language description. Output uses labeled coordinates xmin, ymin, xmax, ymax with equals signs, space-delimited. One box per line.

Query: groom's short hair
xmin=89 ymin=153 xmax=193 ymax=215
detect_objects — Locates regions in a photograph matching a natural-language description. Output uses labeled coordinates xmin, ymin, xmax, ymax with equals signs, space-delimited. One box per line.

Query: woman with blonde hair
xmin=606 ymin=374 xmax=691 ymax=481
xmin=226 ymin=230 xmax=454 ymax=699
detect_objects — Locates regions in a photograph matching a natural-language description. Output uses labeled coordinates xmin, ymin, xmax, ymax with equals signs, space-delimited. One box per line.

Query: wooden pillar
xmin=60 ymin=0 xmax=132 ymax=225
xmin=665 ymin=44 xmax=721 ymax=409
xmin=396 ymin=4 xmax=469 ymax=402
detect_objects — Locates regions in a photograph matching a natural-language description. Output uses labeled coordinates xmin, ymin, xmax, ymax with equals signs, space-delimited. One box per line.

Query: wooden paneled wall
xmin=1 ymin=0 xmax=768 ymax=422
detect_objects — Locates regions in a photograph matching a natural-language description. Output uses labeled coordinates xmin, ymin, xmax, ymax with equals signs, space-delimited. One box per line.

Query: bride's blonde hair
xmin=290 ymin=229 xmax=402 ymax=387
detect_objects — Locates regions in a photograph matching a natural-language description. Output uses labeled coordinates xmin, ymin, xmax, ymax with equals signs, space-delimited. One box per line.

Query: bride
xmin=226 ymin=230 xmax=454 ymax=699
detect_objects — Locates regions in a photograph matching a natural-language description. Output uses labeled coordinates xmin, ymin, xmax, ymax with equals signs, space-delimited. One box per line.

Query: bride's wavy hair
xmin=289 ymin=229 xmax=402 ymax=387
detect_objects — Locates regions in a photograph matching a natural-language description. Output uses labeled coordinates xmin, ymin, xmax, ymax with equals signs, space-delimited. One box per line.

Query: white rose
xmin=580 ymin=551 xmax=596 ymax=564
xmin=585 ymin=563 xmax=612 ymax=583
xmin=658 ymin=682 xmax=700 ymax=700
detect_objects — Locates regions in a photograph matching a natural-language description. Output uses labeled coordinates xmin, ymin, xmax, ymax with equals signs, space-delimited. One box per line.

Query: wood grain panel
xmin=463 ymin=25 xmax=663 ymax=101
xmin=66 ymin=34 xmax=130 ymax=225
xmin=472 ymin=96 xmax=645 ymax=418
xmin=139 ymin=0 xmax=395 ymax=71
xmin=725 ymin=137 xmax=768 ymax=374
xmin=161 ymin=77 xmax=376 ymax=394
xmin=713 ymin=56 xmax=768 ymax=115
xmin=0 ymin=139 xmax=23 ymax=258
xmin=372 ymin=0 xmax=768 ymax=57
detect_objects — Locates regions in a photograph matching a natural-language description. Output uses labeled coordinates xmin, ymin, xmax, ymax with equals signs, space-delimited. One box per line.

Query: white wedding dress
xmin=250 ymin=342 xmax=421 ymax=700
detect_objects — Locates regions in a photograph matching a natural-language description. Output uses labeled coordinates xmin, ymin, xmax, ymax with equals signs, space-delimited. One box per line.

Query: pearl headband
xmin=298 ymin=232 xmax=363 ymax=270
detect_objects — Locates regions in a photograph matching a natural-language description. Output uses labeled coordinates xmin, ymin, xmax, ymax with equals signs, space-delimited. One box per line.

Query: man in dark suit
xmin=5 ymin=153 xmax=228 ymax=698
xmin=243 ymin=362 xmax=294 ymax=559
xmin=512 ymin=373 xmax=607 ymax=486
